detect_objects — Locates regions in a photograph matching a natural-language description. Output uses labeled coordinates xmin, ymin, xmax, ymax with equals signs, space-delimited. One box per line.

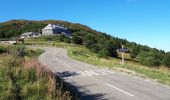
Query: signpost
xmin=121 ymin=45 xmax=125 ymax=64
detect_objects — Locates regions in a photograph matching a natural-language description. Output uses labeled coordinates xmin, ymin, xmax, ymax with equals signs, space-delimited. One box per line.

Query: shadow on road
xmin=56 ymin=71 xmax=79 ymax=78
xmin=55 ymin=71 xmax=107 ymax=100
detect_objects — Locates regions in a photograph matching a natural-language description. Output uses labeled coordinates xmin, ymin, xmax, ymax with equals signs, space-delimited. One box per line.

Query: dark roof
xmin=117 ymin=48 xmax=129 ymax=53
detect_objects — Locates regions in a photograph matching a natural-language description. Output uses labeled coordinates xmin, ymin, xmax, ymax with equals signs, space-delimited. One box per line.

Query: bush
xmin=84 ymin=41 xmax=99 ymax=53
xmin=99 ymin=41 xmax=118 ymax=58
xmin=139 ymin=51 xmax=162 ymax=67
xmin=25 ymin=49 xmax=44 ymax=58
xmin=27 ymin=68 xmax=37 ymax=82
xmin=63 ymin=38 xmax=71 ymax=43
xmin=51 ymin=36 xmax=60 ymax=41
xmin=0 ymin=45 xmax=7 ymax=54
xmin=90 ymin=44 xmax=100 ymax=53
xmin=98 ymin=49 xmax=110 ymax=58
xmin=84 ymin=40 xmax=92 ymax=48
xmin=72 ymin=35 xmax=83 ymax=44
xmin=162 ymin=53 xmax=170 ymax=68
xmin=59 ymin=34 xmax=66 ymax=42
xmin=130 ymin=46 xmax=140 ymax=59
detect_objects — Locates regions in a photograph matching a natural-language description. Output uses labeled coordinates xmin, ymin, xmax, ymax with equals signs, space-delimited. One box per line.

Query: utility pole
xmin=121 ymin=45 xmax=125 ymax=64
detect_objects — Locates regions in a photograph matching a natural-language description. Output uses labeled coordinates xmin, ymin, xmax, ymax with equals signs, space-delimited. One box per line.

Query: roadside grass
xmin=0 ymin=44 xmax=73 ymax=100
xmin=67 ymin=46 xmax=170 ymax=86
xmin=25 ymin=40 xmax=170 ymax=86
xmin=25 ymin=48 xmax=44 ymax=58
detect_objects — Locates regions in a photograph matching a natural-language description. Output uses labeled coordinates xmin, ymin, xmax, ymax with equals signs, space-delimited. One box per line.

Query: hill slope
xmin=0 ymin=20 xmax=169 ymax=68
xmin=0 ymin=20 xmax=99 ymax=38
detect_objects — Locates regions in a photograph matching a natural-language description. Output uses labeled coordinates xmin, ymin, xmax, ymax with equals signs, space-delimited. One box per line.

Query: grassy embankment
xmin=0 ymin=44 xmax=73 ymax=100
xmin=25 ymin=39 xmax=170 ymax=86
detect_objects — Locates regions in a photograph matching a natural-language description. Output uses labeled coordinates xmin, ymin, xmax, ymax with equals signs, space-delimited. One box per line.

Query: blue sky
xmin=0 ymin=0 xmax=170 ymax=51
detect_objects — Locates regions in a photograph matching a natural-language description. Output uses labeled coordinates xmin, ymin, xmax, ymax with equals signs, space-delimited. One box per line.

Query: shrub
xmin=25 ymin=49 xmax=44 ymax=58
xmin=0 ymin=45 xmax=7 ymax=54
xmin=162 ymin=53 xmax=170 ymax=68
xmin=98 ymin=49 xmax=110 ymax=58
xmin=59 ymin=34 xmax=66 ymax=42
xmin=51 ymin=36 xmax=60 ymax=41
xmin=90 ymin=44 xmax=100 ymax=53
xmin=63 ymin=38 xmax=71 ymax=43
xmin=72 ymin=35 xmax=83 ymax=44
xmin=130 ymin=46 xmax=140 ymax=59
xmin=84 ymin=41 xmax=99 ymax=53
xmin=139 ymin=51 xmax=162 ymax=67
xmin=27 ymin=68 xmax=37 ymax=82
xmin=99 ymin=41 xmax=118 ymax=58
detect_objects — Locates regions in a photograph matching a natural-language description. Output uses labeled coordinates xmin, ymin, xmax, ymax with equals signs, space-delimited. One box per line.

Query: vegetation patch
xmin=67 ymin=46 xmax=170 ymax=86
xmin=25 ymin=48 xmax=44 ymax=58
xmin=0 ymin=45 xmax=7 ymax=54
xmin=0 ymin=45 xmax=73 ymax=100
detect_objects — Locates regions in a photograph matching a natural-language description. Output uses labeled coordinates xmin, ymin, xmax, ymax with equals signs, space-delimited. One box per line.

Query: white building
xmin=20 ymin=32 xmax=40 ymax=39
xmin=42 ymin=24 xmax=72 ymax=37
xmin=0 ymin=41 xmax=16 ymax=45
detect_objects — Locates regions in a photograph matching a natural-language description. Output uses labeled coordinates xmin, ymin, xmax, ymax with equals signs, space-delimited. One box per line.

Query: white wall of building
xmin=42 ymin=29 xmax=54 ymax=35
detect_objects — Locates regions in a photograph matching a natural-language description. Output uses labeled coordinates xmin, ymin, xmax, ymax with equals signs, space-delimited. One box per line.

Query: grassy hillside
xmin=0 ymin=19 xmax=98 ymax=38
xmin=0 ymin=20 xmax=169 ymax=68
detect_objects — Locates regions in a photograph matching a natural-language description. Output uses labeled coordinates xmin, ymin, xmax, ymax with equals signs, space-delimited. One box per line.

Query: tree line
xmin=72 ymin=31 xmax=170 ymax=68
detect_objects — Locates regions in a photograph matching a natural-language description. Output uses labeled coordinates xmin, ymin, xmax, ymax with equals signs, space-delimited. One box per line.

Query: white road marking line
xmin=84 ymin=70 xmax=93 ymax=76
xmin=78 ymin=71 xmax=91 ymax=76
xmin=101 ymin=69 xmax=115 ymax=74
xmin=95 ymin=69 xmax=108 ymax=75
xmin=64 ymin=69 xmax=114 ymax=79
xmin=105 ymin=83 xmax=135 ymax=97
xmin=76 ymin=69 xmax=115 ymax=77
xmin=88 ymin=70 xmax=100 ymax=75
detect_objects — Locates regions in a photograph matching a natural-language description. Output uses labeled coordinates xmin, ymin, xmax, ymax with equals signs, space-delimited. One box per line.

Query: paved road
xmin=37 ymin=47 xmax=170 ymax=100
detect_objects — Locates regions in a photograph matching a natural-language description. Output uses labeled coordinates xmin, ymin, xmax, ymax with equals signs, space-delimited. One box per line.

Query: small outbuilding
xmin=20 ymin=32 xmax=40 ymax=39
xmin=0 ymin=41 xmax=17 ymax=45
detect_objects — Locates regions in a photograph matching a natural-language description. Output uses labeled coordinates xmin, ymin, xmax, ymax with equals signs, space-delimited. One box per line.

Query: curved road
xmin=37 ymin=47 xmax=170 ymax=100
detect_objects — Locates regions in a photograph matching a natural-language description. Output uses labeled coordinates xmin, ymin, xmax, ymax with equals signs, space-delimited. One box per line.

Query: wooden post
xmin=121 ymin=45 xmax=125 ymax=64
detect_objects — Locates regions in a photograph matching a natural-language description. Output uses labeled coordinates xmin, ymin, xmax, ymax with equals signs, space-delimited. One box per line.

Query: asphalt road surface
xmin=37 ymin=47 xmax=170 ymax=100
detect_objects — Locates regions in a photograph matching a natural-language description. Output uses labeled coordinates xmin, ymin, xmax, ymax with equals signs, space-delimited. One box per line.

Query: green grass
xmin=25 ymin=40 xmax=170 ymax=86
xmin=25 ymin=48 xmax=44 ymax=58
xmin=67 ymin=46 xmax=170 ymax=85
xmin=0 ymin=44 xmax=72 ymax=100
